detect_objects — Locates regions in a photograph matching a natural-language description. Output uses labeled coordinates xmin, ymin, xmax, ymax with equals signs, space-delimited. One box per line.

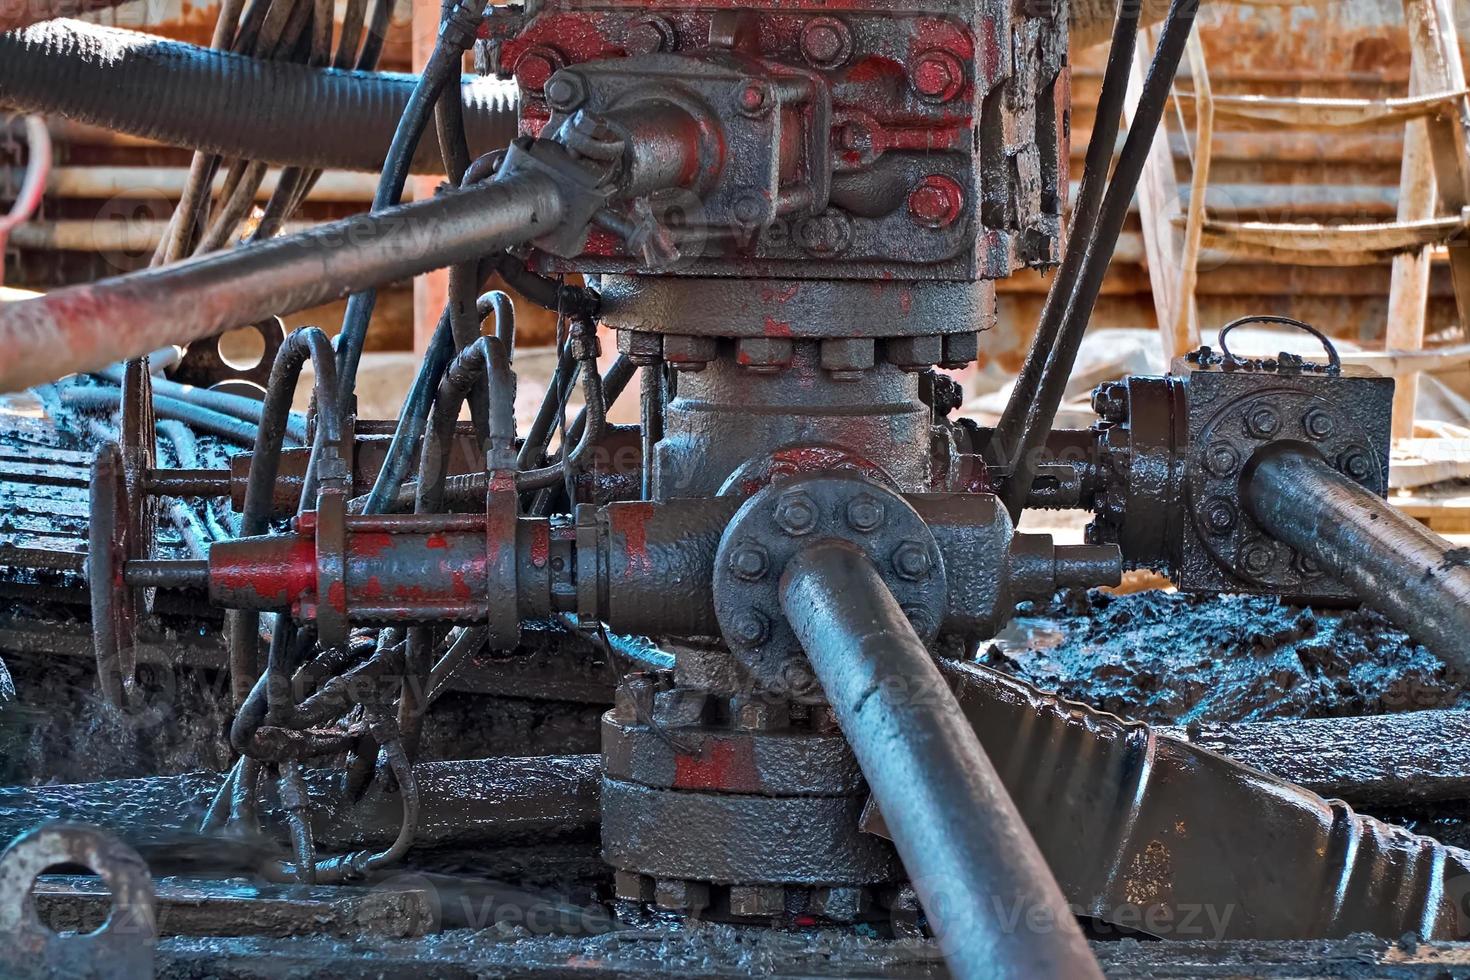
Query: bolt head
xmin=1245 ymin=406 xmax=1282 ymax=439
xmin=774 ymin=491 xmax=819 ymax=536
xmin=800 ymin=16 xmax=852 ymax=69
xmin=543 ymin=72 xmax=585 ymax=111
xmin=1204 ymin=498 xmax=1237 ymax=536
xmin=1302 ymin=409 xmax=1336 ymax=441
xmin=845 ymin=494 xmax=885 ymax=532
xmin=907 ymin=175 xmax=965 ymax=230
xmin=1203 ymin=442 xmax=1241 ymax=478
xmin=1241 ymin=541 xmax=1275 ymax=576
xmin=1338 ymin=449 xmax=1374 ymax=482
xmin=626 ymin=15 xmax=674 ymax=55
xmin=515 ymin=46 xmax=563 ymax=94
xmin=910 ymin=49 xmax=965 ymax=102
xmin=893 ymin=541 xmax=932 ymax=581
xmin=728 ymin=542 xmax=770 ymax=581
xmin=738 ymin=80 xmax=770 ymax=115
xmin=732 ymin=611 xmax=770 ymax=646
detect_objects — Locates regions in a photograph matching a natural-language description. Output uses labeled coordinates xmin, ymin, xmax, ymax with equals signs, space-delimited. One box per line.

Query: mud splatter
xmin=980 ymin=590 xmax=1470 ymax=726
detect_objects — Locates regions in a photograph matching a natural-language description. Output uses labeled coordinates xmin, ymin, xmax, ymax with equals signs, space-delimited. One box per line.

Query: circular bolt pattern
xmin=1302 ymin=409 xmax=1336 ymax=441
xmin=907 ymin=175 xmax=965 ymax=230
xmin=1245 ymin=406 xmax=1282 ymax=439
xmin=1203 ymin=442 xmax=1241 ymax=478
xmin=1204 ymin=497 xmax=1237 ymax=536
xmin=845 ymin=495 xmax=885 ymax=533
xmin=800 ymin=16 xmax=853 ymax=69
xmin=775 ymin=492 xmax=819 ymax=536
xmin=892 ymin=541 xmax=932 ymax=581
xmin=729 ymin=542 xmax=770 ymax=582
xmin=1338 ymin=448 xmax=1374 ymax=482
xmin=910 ymin=49 xmax=965 ymax=102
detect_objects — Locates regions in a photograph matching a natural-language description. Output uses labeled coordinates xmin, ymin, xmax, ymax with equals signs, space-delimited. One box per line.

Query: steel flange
xmin=712 ymin=474 xmax=946 ymax=695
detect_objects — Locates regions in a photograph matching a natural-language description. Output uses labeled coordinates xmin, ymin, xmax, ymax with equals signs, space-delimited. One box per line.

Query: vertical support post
xmin=1127 ymin=29 xmax=1199 ymax=361
xmin=412 ymin=0 xmax=450 ymax=354
xmin=1174 ymin=28 xmax=1212 ymax=359
xmin=1387 ymin=49 xmax=1439 ymax=442
xmin=1402 ymin=0 xmax=1470 ymax=332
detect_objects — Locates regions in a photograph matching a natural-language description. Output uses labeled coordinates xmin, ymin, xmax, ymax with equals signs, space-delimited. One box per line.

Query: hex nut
xmin=654 ymin=879 xmax=710 ymax=912
xmin=774 ymin=491 xmax=819 ymax=536
xmin=845 ymin=494 xmax=885 ymax=533
xmin=728 ymin=542 xmax=770 ymax=582
xmin=729 ymin=885 xmax=785 ymax=917
xmin=1204 ymin=498 xmax=1237 ymax=536
xmin=1302 ymin=409 xmax=1336 ymax=441
xmin=892 ymin=541 xmax=931 ymax=581
xmin=1338 ymin=448 xmax=1374 ymax=482
xmin=732 ymin=611 xmax=771 ymax=647
xmin=1245 ymin=406 xmax=1282 ymax=439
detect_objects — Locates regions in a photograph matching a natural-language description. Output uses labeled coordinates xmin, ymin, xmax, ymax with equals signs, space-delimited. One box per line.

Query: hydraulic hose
xmin=0 ymin=19 xmax=518 ymax=175
xmin=334 ymin=0 xmax=480 ymax=406
xmin=0 ymin=171 xmax=566 ymax=393
xmin=780 ymin=540 xmax=1103 ymax=980
xmin=1242 ymin=442 xmax=1470 ymax=674
xmin=998 ymin=0 xmax=1196 ymax=520
xmin=990 ymin=0 xmax=1139 ymax=474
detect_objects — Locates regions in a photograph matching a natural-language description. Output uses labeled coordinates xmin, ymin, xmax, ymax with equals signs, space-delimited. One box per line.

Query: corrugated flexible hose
xmin=0 ymin=19 xmax=519 ymax=174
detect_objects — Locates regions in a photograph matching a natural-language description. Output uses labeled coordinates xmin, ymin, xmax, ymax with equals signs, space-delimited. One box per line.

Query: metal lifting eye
xmin=1217 ymin=315 xmax=1342 ymax=375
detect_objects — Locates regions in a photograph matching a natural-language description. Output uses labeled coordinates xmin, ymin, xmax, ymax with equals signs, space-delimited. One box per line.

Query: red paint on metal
xmin=763 ymin=317 xmax=793 ymax=338
xmin=351 ymin=532 xmax=395 ymax=558
xmin=609 ymin=502 xmax=655 ymax=579
xmin=326 ymin=578 xmax=348 ymax=615
xmin=210 ymin=538 xmax=317 ymax=606
xmin=673 ymin=738 xmax=758 ymax=791
xmin=425 ymin=533 xmax=450 ymax=550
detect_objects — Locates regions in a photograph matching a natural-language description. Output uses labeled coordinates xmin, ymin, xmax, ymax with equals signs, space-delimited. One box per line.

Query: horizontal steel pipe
xmin=780 ymin=539 xmax=1103 ymax=980
xmin=0 ymin=19 xmax=518 ymax=174
xmin=1242 ymin=443 xmax=1470 ymax=673
xmin=0 ymin=172 xmax=565 ymax=393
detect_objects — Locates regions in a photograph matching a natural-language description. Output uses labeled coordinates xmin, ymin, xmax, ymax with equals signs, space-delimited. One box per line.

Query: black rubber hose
xmin=998 ymin=0 xmax=1196 ymax=520
xmin=0 ymin=19 xmax=518 ymax=175
xmin=335 ymin=0 xmax=479 ymax=405
xmin=989 ymin=0 xmax=1140 ymax=472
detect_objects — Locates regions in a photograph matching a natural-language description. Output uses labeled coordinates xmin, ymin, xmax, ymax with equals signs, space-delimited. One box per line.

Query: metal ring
xmin=0 ymin=823 xmax=155 ymax=980
xmin=1217 ymin=315 xmax=1341 ymax=375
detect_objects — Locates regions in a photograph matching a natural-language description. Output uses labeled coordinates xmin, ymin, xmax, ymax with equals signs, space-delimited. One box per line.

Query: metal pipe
xmin=779 ymin=539 xmax=1103 ymax=980
xmin=0 ymin=171 xmax=565 ymax=393
xmin=0 ymin=19 xmax=518 ymax=175
xmin=145 ymin=468 xmax=231 ymax=497
xmin=124 ymin=559 xmax=210 ymax=590
xmin=1242 ymin=442 xmax=1470 ymax=672
xmin=58 ymin=384 xmax=265 ymax=445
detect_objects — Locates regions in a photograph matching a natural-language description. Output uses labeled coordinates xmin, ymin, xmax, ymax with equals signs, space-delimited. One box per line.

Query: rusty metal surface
xmin=0 ymin=823 xmax=156 ymax=980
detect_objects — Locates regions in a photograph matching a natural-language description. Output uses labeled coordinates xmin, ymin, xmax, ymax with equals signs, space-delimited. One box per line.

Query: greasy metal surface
xmin=600 ymin=776 xmax=899 ymax=886
xmin=32 ymin=874 xmax=434 ymax=939
xmin=714 ymin=476 xmax=946 ymax=693
xmin=1243 ymin=442 xmax=1470 ymax=672
xmin=1161 ymin=710 xmax=1470 ymax=807
xmin=783 ymin=539 xmax=1103 ymax=979
xmin=942 ymin=658 xmax=1470 ymax=941
xmin=0 ymin=822 xmax=156 ymax=979
xmin=0 ymin=757 xmax=601 ymax=854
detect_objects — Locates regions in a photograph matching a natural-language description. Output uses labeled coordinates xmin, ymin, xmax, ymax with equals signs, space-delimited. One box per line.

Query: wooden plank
xmin=1173 ymin=87 xmax=1470 ymax=129
xmin=1403 ymin=0 xmax=1470 ymax=331
xmin=1388 ymin=52 xmax=1440 ymax=440
xmin=1127 ymin=32 xmax=1198 ymax=360
xmin=1173 ymin=30 xmax=1211 ymax=357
